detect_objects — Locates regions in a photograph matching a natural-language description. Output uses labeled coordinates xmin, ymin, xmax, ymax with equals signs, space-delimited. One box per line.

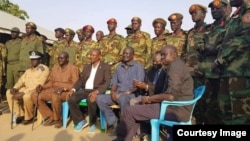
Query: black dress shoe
xmin=22 ymin=117 xmax=36 ymax=125
xmin=16 ymin=116 xmax=24 ymax=124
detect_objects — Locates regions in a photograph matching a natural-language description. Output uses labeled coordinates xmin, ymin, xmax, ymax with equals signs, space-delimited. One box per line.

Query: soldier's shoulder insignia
xmin=37 ymin=65 xmax=45 ymax=71
xmin=242 ymin=12 xmax=250 ymax=23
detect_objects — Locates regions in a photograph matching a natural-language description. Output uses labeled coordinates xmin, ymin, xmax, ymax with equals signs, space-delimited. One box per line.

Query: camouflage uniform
xmin=63 ymin=40 xmax=80 ymax=65
xmin=100 ymin=34 xmax=126 ymax=74
xmin=213 ymin=3 xmax=250 ymax=124
xmin=5 ymin=38 xmax=21 ymax=89
xmin=75 ymin=40 xmax=97 ymax=72
xmin=48 ymin=39 xmax=66 ymax=69
xmin=151 ymin=37 xmax=167 ymax=55
xmin=166 ymin=30 xmax=187 ymax=58
xmin=127 ymin=31 xmax=152 ymax=69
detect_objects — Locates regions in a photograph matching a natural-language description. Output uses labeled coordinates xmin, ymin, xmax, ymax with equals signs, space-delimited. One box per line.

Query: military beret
xmin=125 ymin=24 xmax=132 ymax=30
xmin=54 ymin=27 xmax=65 ymax=34
xmin=189 ymin=4 xmax=207 ymax=14
xmin=65 ymin=28 xmax=75 ymax=35
xmin=107 ymin=18 xmax=117 ymax=24
xmin=10 ymin=27 xmax=20 ymax=32
xmin=131 ymin=17 xmax=142 ymax=23
xmin=208 ymin=0 xmax=229 ymax=8
xmin=29 ymin=51 xmax=43 ymax=59
xmin=168 ymin=13 xmax=183 ymax=21
xmin=76 ymin=28 xmax=83 ymax=34
xmin=82 ymin=25 xmax=95 ymax=33
xmin=152 ymin=18 xmax=167 ymax=27
xmin=26 ymin=22 xmax=37 ymax=30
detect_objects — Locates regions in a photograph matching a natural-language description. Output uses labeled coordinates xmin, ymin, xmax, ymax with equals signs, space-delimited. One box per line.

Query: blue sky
xmin=11 ymin=0 xmax=214 ymax=40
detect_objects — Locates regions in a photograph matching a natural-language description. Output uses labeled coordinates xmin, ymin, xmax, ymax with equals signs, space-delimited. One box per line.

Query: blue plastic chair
xmin=150 ymin=85 xmax=206 ymax=141
xmin=62 ymin=99 xmax=87 ymax=128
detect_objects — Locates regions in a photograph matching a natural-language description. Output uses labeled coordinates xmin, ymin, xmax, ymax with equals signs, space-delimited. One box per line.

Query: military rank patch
xmin=242 ymin=12 xmax=250 ymax=23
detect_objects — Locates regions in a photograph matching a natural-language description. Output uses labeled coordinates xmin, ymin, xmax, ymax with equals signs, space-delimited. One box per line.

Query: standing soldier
xmin=48 ymin=28 xmax=66 ymax=69
xmin=76 ymin=28 xmax=85 ymax=43
xmin=203 ymin=0 xmax=229 ymax=124
xmin=95 ymin=30 xmax=104 ymax=46
xmin=62 ymin=28 xmax=79 ymax=65
xmin=185 ymin=4 xmax=208 ymax=124
xmin=99 ymin=18 xmax=126 ymax=74
xmin=127 ymin=17 xmax=152 ymax=69
xmin=124 ymin=24 xmax=133 ymax=38
xmin=151 ymin=18 xmax=168 ymax=56
xmin=5 ymin=27 xmax=21 ymax=90
xmin=166 ymin=13 xmax=188 ymax=58
xmin=212 ymin=0 xmax=250 ymax=124
xmin=76 ymin=25 xmax=97 ymax=72
xmin=19 ymin=22 xmax=44 ymax=74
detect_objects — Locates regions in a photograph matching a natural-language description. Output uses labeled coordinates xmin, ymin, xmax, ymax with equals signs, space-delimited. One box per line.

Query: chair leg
xmin=62 ymin=101 xmax=69 ymax=128
xmin=99 ymin=110 xmax=106 ymax=133
xmin=150 ymin=119 xmax=160 ymax=141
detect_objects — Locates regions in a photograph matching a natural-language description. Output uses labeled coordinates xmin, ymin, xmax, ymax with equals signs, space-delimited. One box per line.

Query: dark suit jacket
xmin=145 ymin=66 xmax=167 ymax=96
xmin=73 ymin=61 xmax=111 ymax=94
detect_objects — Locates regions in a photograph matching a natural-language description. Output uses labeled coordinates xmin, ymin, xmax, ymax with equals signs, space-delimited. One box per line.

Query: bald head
xmin=90 ymin=48 xmax=101 ymax=56
xmin=161 ymin=45 xmax=177 ymax=54
xmin=161 ymin=45 xmax=178 ymax=65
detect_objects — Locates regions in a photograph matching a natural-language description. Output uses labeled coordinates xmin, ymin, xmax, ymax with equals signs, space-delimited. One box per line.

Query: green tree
xmin=0 ymin=0 xmax=29 ymax=20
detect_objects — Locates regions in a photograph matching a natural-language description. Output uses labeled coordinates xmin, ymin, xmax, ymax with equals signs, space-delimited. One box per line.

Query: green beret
xmin=125 ymin=24 xmax=132 ymax=30
xmin=152 ymin=18 xmax=167 ymax=27
xmin=64 ymin=28 xmax=75 ymax=35
xmin=208 ymin=0 xmax=229 ymax=8
xmin=26 ymin=22 xmax=37 ymax=30
xmin=11 ymin=27 xmax=20 ymax=32
xmin=168 ymin=13 xmax=183 ymax=21
xmin=189 ymin=4 xmax=207 ymax=14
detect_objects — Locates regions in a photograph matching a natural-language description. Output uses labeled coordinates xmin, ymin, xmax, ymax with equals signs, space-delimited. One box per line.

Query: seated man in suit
xmin=96 ymin=47 xmax=145 ymax=136
xmin=130 ymin=50 xmax=167 ymax=105
xmin=113 ymin=45 xmax=194 ymax=141
xmin=31 ymin=52 xmax=79 ymax=128
xmin=7 ymin=51 xmax=49 ymax=125
xmin=67 ymin=48 xmax=111 ymax=132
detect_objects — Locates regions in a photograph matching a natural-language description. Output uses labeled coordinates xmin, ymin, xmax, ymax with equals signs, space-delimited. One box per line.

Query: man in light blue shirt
xmin=97 ymin=47 xmax=145 ymax=136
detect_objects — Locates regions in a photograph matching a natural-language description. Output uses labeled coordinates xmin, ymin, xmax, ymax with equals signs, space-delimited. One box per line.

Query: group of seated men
xmin=6 ymin=45 xmax=194 ymax=141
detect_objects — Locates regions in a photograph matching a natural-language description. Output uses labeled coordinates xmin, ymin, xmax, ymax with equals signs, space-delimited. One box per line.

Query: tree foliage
xmin=0 ymin=0 xmax=29 ymax=20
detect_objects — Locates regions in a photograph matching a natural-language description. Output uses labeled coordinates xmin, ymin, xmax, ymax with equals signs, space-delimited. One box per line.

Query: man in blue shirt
xmin=96 ymin=47 xmax=145 ymax=136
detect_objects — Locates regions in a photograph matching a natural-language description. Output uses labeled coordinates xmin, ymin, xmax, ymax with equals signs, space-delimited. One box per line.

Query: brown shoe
xmin=54 ymin=120 xmax=62 ymax=128
xmin=22 ymin=117 xmax=36 ymax=125
xmin=43 ymin=118 xmax=55 ymax=126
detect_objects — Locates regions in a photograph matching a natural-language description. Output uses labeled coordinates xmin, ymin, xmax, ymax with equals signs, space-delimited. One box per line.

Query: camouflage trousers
xmin=206 ymin=77 xmax=250 ymax=124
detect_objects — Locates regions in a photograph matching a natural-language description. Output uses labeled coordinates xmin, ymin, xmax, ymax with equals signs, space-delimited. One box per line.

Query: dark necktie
xmin=153 ymin=70 xmax=159 ymax=85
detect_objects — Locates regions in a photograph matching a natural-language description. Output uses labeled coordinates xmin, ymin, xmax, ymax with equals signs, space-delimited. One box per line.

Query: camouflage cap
xmin=125 ymin=24 xmax=132 ymax=30
xmin=131 ymin=17 xmax=142 ymax=23
xmin=26 ymin=22 xmax=37 ymax=30
xmin=168 ymin=13 xmax=183 ymax=21
xmin=54 ymin=27 xmax=65 ymax=34
xmin=189 ymin=4 xmax=207 ymax=14
xmin=107 ymin=18 xmax=117 ymax=24
xmin=76 ymin=28 xmax=83 ymax=34
xmin=152 ymin=18 xmax=167 ymax=27
xmin=82 ymin=25 xmax=95 ymax=33
xmin=208 ymin=0 xmax=229 ymax=8
xmin=10 ymin=27 xmax=20 ymax=32
xmin=65 ymin=28 xmax=75 ymax=35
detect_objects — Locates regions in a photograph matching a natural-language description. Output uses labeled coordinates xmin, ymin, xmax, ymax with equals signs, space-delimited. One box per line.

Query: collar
xmin=121 ymin=60 xmax=136 ymax=68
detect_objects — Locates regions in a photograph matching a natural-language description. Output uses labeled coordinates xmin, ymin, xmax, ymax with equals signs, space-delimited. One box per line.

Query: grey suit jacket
xmin=73 ymin=61 xmax=111 ymax=94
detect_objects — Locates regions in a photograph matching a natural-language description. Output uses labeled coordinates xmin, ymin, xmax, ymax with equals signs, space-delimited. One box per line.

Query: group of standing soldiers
xmin=0 ymin=0 xmax=250 ymax=125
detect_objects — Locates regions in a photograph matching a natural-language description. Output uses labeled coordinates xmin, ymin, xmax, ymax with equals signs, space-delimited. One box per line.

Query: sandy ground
xmin=0 ymin=113 xmax=115 ymax=141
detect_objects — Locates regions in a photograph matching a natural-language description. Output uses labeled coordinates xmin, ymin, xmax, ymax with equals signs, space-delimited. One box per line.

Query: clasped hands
xmin=10 ymin=88 xmax=24 ymax=100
